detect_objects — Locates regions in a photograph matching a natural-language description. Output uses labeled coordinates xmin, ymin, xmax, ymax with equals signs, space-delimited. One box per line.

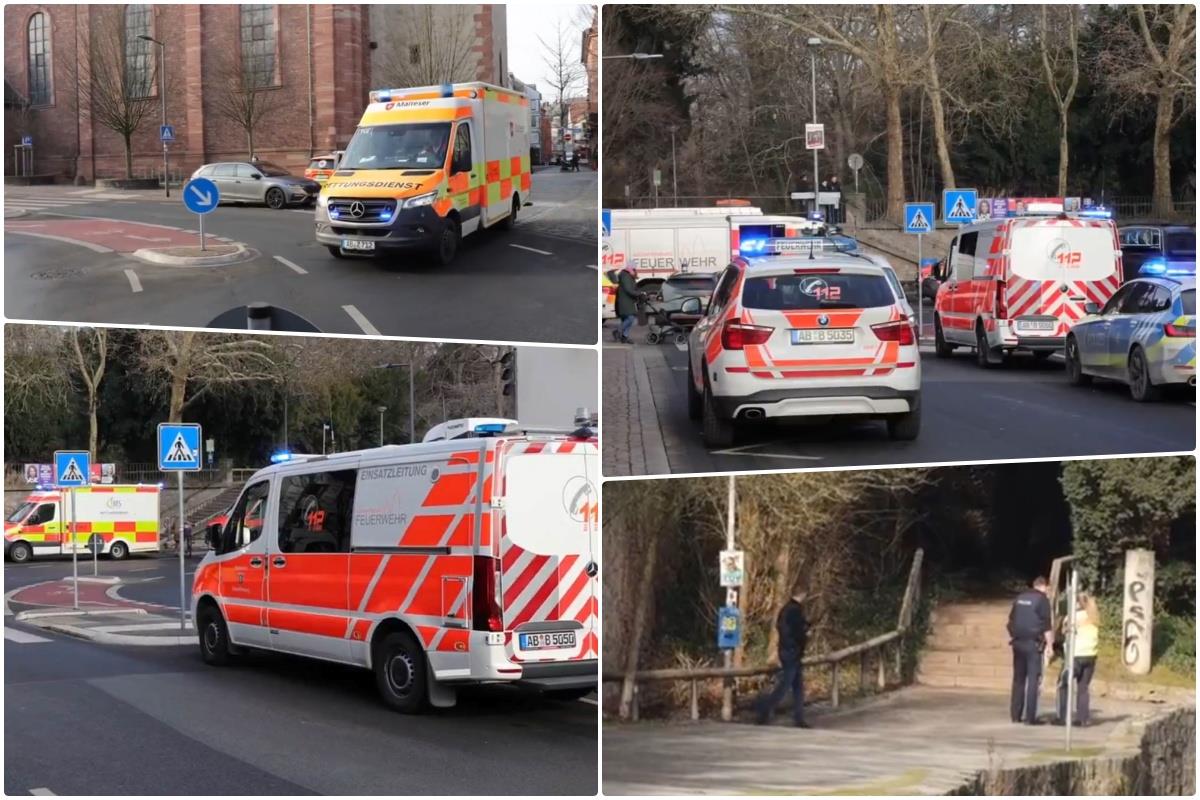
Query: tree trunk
xmin=168 ymin=332 xmax=196 ymax=422
xmin=884 ymin=82 xmax=905 ymax=223
xmin=765 ymin=543 xmax=792 ymax=659
xmin=88 ymin=397 xmax=99 ymax=461
xmin=123 ymin=134 xmax=134 ymax=179
xmin=619 ymin=534 xmax=659 ymax=720
xmin=248 ymin=125 xmax=255 ymax=160
xmin=1057 ymin=110 xmax=1069 ymax=197
xmin=927 ymin=74 xmax=955 ymax=191
xmin=1151 ymin=89 xmax=1174 ymax=218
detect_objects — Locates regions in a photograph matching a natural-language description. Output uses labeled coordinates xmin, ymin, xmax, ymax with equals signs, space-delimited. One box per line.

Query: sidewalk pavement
xmin=602 ymin=329 xmax=670 ymax=477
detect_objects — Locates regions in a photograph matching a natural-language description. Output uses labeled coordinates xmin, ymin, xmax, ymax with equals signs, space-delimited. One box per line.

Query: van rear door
xmin=1008 ymin=221 xmax=1121 ymax=335
xmin=497 ymin=439 xmax=598 ymax=663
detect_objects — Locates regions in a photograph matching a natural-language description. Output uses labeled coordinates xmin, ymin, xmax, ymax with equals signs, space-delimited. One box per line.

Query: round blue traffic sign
xmin=183 ymin=177 xmax=220 ymax=215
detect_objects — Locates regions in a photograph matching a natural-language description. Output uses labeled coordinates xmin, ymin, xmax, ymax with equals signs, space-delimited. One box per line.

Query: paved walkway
xmin=602 ymin=335 xmax=670 ymax=477
xmin=603 ymin=686 xmax=1188 ymax=795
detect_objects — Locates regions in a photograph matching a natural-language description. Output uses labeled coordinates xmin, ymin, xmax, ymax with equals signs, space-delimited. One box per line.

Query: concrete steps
xmin=917 ymin=600 xmax=1016 ymax=691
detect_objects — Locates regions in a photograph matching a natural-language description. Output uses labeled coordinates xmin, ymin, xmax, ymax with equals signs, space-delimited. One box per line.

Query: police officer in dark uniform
xmin=755 ymin=582 xmax=811 ymax=728
xmin=1008 ymin=575 xmax=1052 ymax=725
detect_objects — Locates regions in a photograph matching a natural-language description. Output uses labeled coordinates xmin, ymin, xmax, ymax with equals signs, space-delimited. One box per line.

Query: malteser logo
xmin=562 ymin=476 xmax=598 ymax=525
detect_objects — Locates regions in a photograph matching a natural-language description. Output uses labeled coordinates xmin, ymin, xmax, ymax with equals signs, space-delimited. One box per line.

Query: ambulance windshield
xmin=7 ymin=502 xmax=35 ymax=523
xmin=341 ymin=123 xmax=452 ymax=170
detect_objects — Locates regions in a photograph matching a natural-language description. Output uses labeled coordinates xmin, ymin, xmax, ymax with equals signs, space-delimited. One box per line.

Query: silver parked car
xmin=190 ymin=161 xmax=320 ymax=210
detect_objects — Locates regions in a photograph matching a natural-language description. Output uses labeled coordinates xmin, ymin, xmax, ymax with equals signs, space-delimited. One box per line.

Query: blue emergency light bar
xmin=473 ymin=423 xmax=509 ymax=435
xmin=270 ymin=451 xmax=294 ymax=464
xmin=370 ymin=84 xmax=457 ymax=104
xmin=741 ymin=236 xmax=860 ymax=256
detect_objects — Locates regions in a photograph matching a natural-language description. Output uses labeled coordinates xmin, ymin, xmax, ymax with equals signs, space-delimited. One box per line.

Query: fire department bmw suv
xmin=686 ymin=240 xmax=922 ymax=446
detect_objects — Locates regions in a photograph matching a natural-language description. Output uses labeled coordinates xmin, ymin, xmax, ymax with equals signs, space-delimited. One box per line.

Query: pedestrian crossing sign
xmin=904 ymin=202 xmax=935 ymax=234
xmin=943 ymin=189 xmax=977 ymax=225
xmin=157 ymin=423 xmax=202 ymax=471
xmin=54 ymin=450 xmax=91 ymax=487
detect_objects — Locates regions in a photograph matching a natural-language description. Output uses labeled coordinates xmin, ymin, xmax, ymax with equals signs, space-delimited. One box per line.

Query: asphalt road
xmin=4 ymin=169 xmax=597 ymax=344
xmin=4 ymin=557 xmax=598 ymax=796
xmin=622 ymin=328 xmax=1195 ymax=473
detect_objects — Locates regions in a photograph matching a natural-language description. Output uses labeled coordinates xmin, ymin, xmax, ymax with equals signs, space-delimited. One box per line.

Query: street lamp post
xmin=808 ymin=37 xmax=822 ymax=220
xmin=138 ymin=34 xmax=169 ymax=198
xmin=669 ymin=125 xmax=678 ymax=208
xmin=377 ymin=405 xmax=387 ymax=447
xmin=375 ymin=363 xmax=416 ymax=443
xmin=321 ymin=423 xmax=330 ymax=455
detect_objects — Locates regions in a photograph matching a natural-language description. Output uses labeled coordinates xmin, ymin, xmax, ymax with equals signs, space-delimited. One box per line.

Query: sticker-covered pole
xmin=179 ymin=470 xmax=187 ymax=630
xmin=917 ymin=232 xmax=924 ymax=340
xmin=722 ymin=476 xmax=736 ymax=722
xmin=71 ymin=488 xmax=79 ymax=610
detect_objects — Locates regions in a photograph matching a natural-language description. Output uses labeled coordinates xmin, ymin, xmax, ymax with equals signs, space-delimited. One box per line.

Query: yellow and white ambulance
xmin=315 ymin=82 xmax=532 ymax=265
xmin=4 ymin=485 xmax=161 ymax=562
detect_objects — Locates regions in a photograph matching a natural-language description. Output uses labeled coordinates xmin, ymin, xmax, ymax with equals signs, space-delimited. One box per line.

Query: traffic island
xmin=132 ymin=243 xmax=256 ymax=267
xmin=16 ymin=607 xmax=194 ymax=646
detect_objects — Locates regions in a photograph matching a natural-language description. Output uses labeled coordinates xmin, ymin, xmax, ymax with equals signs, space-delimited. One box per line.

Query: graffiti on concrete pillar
xmin=1121 ymin=549 xmax=1155 ymax=676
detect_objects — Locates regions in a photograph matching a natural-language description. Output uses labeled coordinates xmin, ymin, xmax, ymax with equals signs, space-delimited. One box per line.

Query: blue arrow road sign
xmin=182 ymin=177 xmax=220 ymax=215
xmin=943 ymin=189 xmax=978 ymax=225
xmin=158 ymin=423 xmax=202 ymax=471
xmin=54 ymin=450 xmax=91 ymax=487
xmin=160 ymin=124 xmax=175 ymax=142
xmin=905 ymin=202 xmax=935 ymax=234
xmin=602 ymin=209 xmax=611 ymax=237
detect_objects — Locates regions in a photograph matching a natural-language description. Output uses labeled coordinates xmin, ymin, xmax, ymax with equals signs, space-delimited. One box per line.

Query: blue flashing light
xmin=739 ymin=238 xmax=768 ymax=255
xmin=1139 ymin=258 xmax=1168 ymax=276
xmin=440 ymin=83 xmax=454 ymax=98
xmin=1078 ymin=207 xmax=1112 ymax=219
xmin=474 ymin=423 xmax=508 ymax=435
xmin=270 ymin=451 xmax=294 ymax=464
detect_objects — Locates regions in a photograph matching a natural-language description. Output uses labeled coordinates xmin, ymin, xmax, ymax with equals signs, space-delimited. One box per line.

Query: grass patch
xmin=1023 ymin=746 xmax=1107 ymax=764
xmin=741 ymin=768 xmax=930 ymax=796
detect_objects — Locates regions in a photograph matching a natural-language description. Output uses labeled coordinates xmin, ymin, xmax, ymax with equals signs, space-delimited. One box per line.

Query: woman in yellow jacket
xmin=1056 ymin=593 xmax=1100 ymax=726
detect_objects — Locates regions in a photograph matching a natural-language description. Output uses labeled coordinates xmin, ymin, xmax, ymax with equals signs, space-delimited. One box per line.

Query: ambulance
xmin=5 ymin=485 xmax=161 ymax=563
xmin=315 ymin=82 xmax=532 ymax=266
xmin=604 ymin=207 xmax=832 ymax=294
xmin=191 ymin=418 xmax=598 ymax=713
xmin=931 ymin=211 xmax=1123 ymax=366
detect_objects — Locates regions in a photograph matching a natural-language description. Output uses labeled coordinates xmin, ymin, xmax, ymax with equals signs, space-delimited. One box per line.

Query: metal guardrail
xmin=604 ymin=549 xmax=924 ymax=721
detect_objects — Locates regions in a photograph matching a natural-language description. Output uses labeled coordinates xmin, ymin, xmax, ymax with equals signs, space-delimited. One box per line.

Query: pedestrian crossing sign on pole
xmin=157 ymin=423 xmax=202 ymax=471
xmin=54 ymin=450 xmax=91 ymax=487
xmin=904 ymin=202 xmax=935 ymax=234
xmin=943 ymin=189 xmax=978 ymax=225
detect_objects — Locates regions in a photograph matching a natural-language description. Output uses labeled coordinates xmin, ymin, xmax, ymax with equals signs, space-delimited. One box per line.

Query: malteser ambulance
xmin=316 ymin=82 xmax=532 ymax=265
xmin=5 ymin=485 xmax=161 ymax=563
xmin=192 ymin=418 xmax=598 ymax=713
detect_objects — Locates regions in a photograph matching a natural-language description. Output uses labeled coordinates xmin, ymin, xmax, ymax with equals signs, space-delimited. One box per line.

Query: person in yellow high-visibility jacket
xmin=1055 ymin=593 xmax=1100 ymax=726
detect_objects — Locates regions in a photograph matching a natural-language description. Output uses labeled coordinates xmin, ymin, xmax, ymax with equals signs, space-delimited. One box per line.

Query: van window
xmin=7 ymin=502 xmax=36 ymax=523
xmin=451 ymin=122 xmax=472 ymax=174
xmin=277 ymin=470 xmax=356 ymax=554
xmin=27 ymin=504 xmax=56 ymax=525
xmin=958 ymin=232 xmax=978 ymax=257
xmin=1011 ymin=225 xmax=1117 ymax=282
xmin=502 ymin=452 xmax=593 ymax=557
xmin=218 ymin=480 xmax=270 ymax=554
xmin=952 ymin=232 xmax=977 ymax=281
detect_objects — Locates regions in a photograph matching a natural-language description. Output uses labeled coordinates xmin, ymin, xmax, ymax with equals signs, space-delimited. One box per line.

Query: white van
xmin=5 ymin=486 xmax=160 ymax=562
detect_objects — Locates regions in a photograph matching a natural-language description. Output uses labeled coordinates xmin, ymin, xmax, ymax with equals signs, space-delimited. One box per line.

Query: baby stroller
xmin=639 ymin=298 xmax=703 ymax=346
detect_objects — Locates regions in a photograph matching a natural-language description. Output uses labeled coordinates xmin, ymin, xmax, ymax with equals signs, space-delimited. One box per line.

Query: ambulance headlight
xmin=405 ymin=191 xmax=438 ymax=209
xmin=316 ymin=194 xmax=329 ymax=208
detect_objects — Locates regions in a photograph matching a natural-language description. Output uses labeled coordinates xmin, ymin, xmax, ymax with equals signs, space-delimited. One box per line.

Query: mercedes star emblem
xmin=348 ymin=201 xmax=366 ymax=218
xmin=585 ymin=561 xmax=599 ymax=578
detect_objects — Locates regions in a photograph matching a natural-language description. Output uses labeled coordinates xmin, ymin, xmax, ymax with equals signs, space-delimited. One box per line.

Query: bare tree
xmin=135 ymin=331 xmax=281 ymax=422
xmin=208 ymin=57 xmax=284 ymax=159
xmin=4 ymin=324 xmax=70 ymax=419
xmin=68 ymin=328 xmax=109 ymax=461
xmin=62 ymin=7 xmax=163 ymax=179
xmin=541 ymin=19 xmax=586 ymax=160
xmin=1037 ymin=4 xmax=1081 ymax=196
xmin=1096 ymin=4 xmax=1196 ymax=216
xmin=374 ymin=6 xmax=477 ymax=87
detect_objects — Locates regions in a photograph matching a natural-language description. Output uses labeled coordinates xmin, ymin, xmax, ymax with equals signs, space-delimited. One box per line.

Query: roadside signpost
xmin=159 ymin=124 xmax=175 ymax=143
xmin=21 ymin=135 xmax=32 ymax=147
xmin=182 ymin=176 xmax=220 ymax=252
xmin=848 ymin=153 xmax=864 ymax=193
xmin=905 ymin=202 xmax=936 ymax=339
xmin=54 ymin=450 xmax=90 ymax=609
xmin=158 ymin=422 xmax=202 ymax=630
xmin=942 ymin=188 xmax=977 ymax=225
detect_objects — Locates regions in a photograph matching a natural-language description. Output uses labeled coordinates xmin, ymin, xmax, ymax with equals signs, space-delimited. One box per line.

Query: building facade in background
xmin=510 ymin=72 xmax=543 ymax=165
xmin=3 ymin=4 xmax=508 ymax=180
xmin=581 ymin=9 xmax=597 ymax=163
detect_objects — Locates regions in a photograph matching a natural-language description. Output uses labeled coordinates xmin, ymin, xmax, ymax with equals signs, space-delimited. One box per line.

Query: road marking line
xmin=30 ymin=787 xmax=57 ymax=795
xmin=4 ymin=230 xmax=113 ymax=253
xmin=273 ymin=255 xmax=308 ymax=275
xmin=578 ymin=697 xmax=598 ymax=705
xmin=509 ymin=243 xmax=553 ymax=256
xmin=342 ymin=304 xmax=381 ymax=335
xmin=582 ymin=264 xmax=598 ymax=270
xmin=5 ymin=627 xmax=52 ymax=644
xmin=710 ymin=443 xmax=824 ymax=460
xmin=123 ymin=269 xmax=143 ymax=293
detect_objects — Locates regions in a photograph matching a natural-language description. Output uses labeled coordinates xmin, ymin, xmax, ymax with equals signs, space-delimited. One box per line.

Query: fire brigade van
xmin=931 ymin=213 xmax=1123 ymax=366
xmin=5 ymin=485 xmax=161 ymax=563
xmin=603 ymin=207 xmax=827 ymax=293
xmin=315 ymin=82 xmax=532 ymax=266
xmin=192 ymin=419 xmax=598 ymax=713
xmin=686 ymin=239 xmax=922 ymax=447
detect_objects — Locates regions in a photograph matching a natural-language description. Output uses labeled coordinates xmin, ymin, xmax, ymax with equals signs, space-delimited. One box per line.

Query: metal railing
xmin=603 ymin=549 xmax=924 ymax=721
xmin=604 ymin=194 xmax=798 ymax=215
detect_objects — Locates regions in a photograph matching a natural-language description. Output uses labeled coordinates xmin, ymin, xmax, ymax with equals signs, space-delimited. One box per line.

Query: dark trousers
xmin=1010 ymin=638 xmax=1044 ymax=722
xmin=1056 ymin=656 xmax=1097 ymax=723
xmin=757 ymin=658 xmax=805 ymax=723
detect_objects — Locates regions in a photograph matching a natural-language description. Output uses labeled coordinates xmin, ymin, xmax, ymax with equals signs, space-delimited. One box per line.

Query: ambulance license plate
xmin=1017 ymin=319 xmax=1055 ymax=331
xmin=520 ymin=631 xmax=576 ymax=650
xmin=341 ymin=239 xmax=375 ymax=252
xmin=792 ymin=328 xmax=854 ymax=345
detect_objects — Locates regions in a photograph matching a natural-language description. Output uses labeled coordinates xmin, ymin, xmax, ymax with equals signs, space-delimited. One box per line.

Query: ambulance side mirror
xmin=680 ymin=297 xmax=703 ymax=315
xmin=205 ymin=523 xmax=222 ymax=550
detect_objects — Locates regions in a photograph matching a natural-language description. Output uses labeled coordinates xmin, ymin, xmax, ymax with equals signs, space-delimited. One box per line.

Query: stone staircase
xmin=916 ymin=599 xmax=1015 ymax=691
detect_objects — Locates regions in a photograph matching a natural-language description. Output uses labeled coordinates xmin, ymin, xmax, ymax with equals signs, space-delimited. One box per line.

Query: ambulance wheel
xmin=702 ymin=381 xmax=736 ymax=448
xmin=499 ymin=196 xmax=519 ymax=230
xmin=326 ymin=245 xmax=349 ymax=259
xmin=375 ymin=631 xmax=428 ymax=713
xmin=1127 ymin=346 xmax=1162 ymax=402
xmin=265 ymin=187 xmax=286 ymax=210
xmin=934 ymin=317 xmax=955 ymax=358
xmin=975 ymin=324 xmax=1001 ymax=369
xmin=109 ymin=540 xmax=130 ymax=561
xmin=8 ymin=542 xmax=32 ymax=563
xmin=887 ymin=398 xmax=921 ymax=441
xmin=687 ymin=358 xmax=702 ymax=420
xmin=434 ymin=219 xmax=461 ymax=266
xmin=1065 ymin=336 xmax=1092 ymax=386
xmin=198 ymin=604 xmax=235 ymax=666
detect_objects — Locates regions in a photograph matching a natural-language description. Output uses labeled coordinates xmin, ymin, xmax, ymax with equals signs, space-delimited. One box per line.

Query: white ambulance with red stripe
xmin=931 ymin=212 xmax=1123 ymax=366
xmin=686 ymin=239 xmax=922 ymax=447
xmin=191 ymin=418 xmax=597 ymax=712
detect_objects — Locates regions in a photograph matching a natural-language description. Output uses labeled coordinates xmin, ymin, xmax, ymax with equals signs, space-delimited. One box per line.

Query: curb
xmin=633 ymin=347 xmax=672 ymax=476
xmin=17 ymin=608 xmax=146 ymax=620
xmin=75 ymin=575 xmax=122 ymax=584
xmin=16 ymin=607 xmax=194 ymax=646
xmin=131 ymin=243 xmax=257 ymax=267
